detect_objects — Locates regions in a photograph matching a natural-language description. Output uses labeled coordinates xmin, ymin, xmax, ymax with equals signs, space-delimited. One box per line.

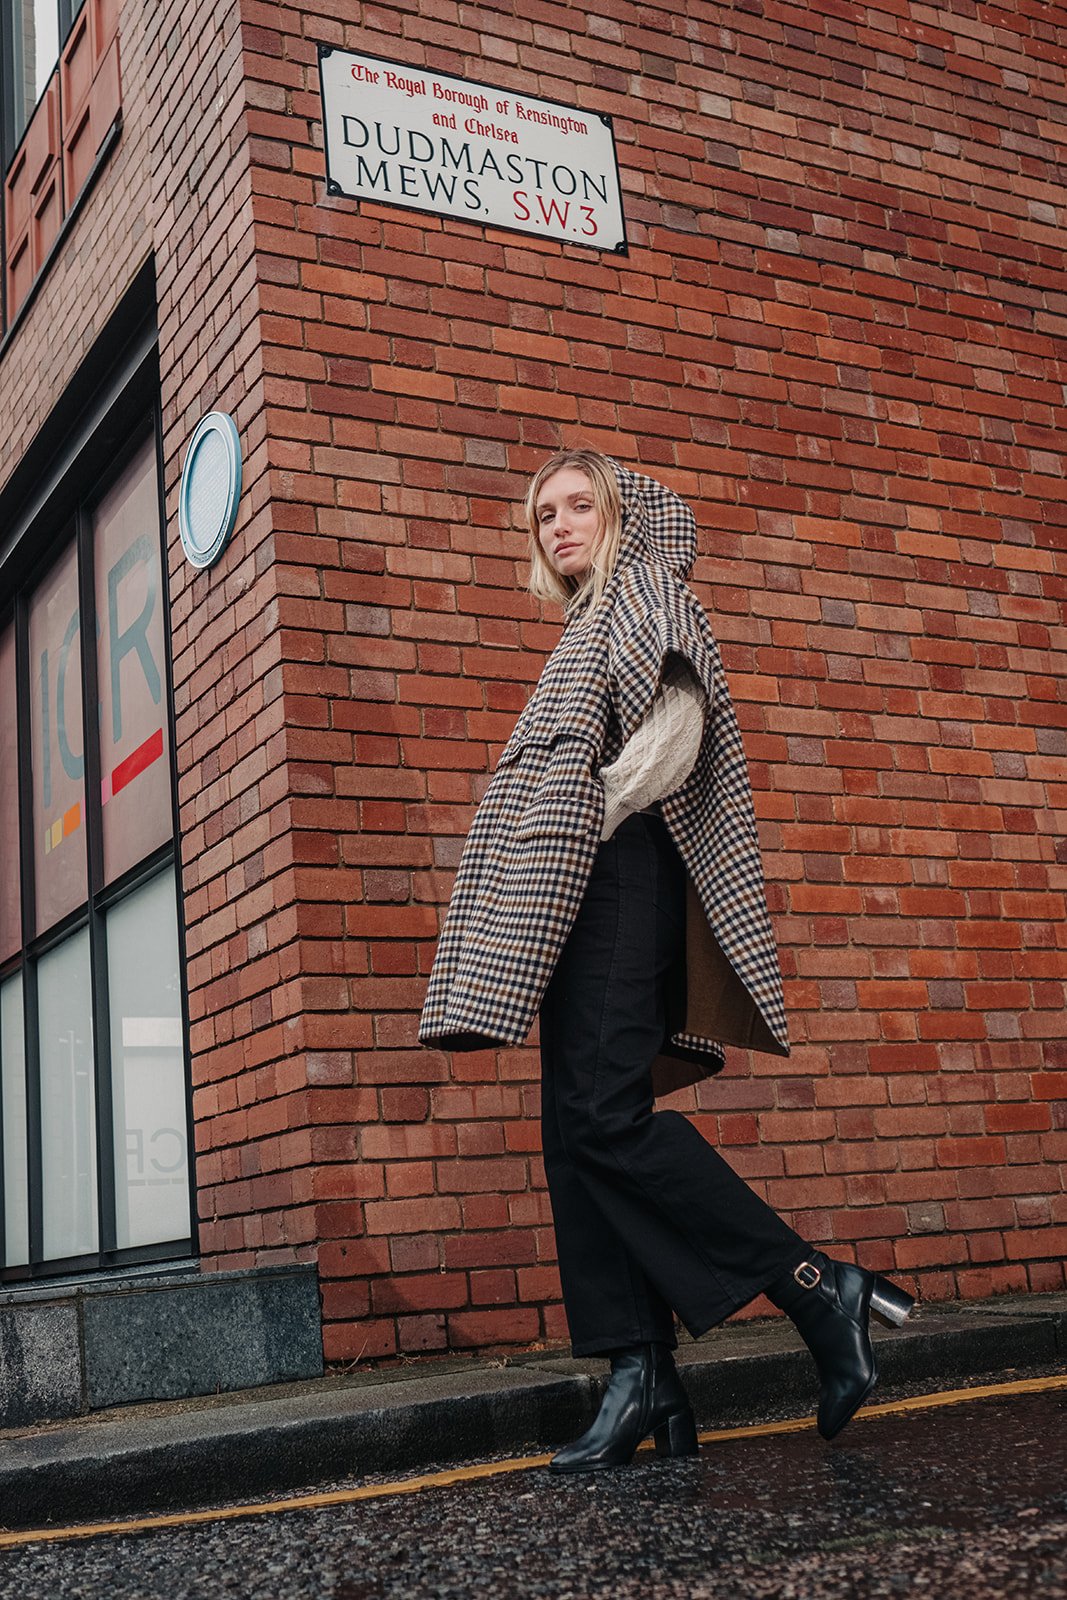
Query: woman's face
xmin=535 ymin=467 xmax=601 ymax=580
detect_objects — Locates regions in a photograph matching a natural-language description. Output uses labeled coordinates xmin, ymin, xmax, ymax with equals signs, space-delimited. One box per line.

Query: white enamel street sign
xmin=318 ymin=46 xmax=627 ymax=254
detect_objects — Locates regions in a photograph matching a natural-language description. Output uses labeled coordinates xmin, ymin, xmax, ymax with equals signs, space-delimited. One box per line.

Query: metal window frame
xmin=0 ymin=304 xmax=195 ymax=1282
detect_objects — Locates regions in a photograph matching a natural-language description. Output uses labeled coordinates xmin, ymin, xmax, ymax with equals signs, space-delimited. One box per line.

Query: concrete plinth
xmin=0 ymin=1264 xmax=323 ymax=1426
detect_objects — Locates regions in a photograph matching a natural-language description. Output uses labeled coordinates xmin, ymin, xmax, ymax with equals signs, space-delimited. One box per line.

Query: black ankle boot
xmin=549 ymin=1343 xmax=698 ymax=1473
xmin=768 ymin=1251 xmax=915 ymax=1441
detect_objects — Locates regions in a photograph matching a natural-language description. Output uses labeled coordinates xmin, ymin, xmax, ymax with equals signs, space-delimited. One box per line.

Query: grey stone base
xmin=0 ymin=1264 xmax=323 ymax=1427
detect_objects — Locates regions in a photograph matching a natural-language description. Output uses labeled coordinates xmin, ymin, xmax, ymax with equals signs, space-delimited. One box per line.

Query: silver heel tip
xmin=869 ymin=1279 xmax=916 ymax=1329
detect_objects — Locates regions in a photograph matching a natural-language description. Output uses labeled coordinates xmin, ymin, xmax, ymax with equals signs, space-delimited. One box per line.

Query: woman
xmin=420 ymin=450 xmax=913 ymax=1471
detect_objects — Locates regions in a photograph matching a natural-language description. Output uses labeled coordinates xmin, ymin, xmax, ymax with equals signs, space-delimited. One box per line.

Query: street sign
xmin=318 ymin=46 xmax=627 ymax=254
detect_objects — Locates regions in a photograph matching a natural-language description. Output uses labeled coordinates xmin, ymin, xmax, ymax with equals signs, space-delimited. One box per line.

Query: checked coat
xmin=419 ymin=460 xmax=789 ymax=1096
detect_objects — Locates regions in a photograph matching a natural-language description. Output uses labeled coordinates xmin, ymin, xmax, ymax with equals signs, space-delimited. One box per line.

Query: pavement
xmin=2 ymin=1291 xmax=1066 ymax=1532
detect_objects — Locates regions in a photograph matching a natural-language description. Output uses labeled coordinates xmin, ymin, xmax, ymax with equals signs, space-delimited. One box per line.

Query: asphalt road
xmin=3 ymin=1374 xmax=1066 ymax=1598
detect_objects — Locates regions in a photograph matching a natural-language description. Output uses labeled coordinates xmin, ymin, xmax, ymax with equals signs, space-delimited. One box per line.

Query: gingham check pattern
xmin=419 ymin=461 xmax=790 ymax=1075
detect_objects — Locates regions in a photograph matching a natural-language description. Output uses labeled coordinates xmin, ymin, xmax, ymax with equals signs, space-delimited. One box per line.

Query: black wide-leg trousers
xmin=539 ymin=812 xmax=808 ymax=1356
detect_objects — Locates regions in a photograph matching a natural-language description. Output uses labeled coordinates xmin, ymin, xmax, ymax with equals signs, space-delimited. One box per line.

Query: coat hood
xmin=611 ymin=460 xmax=697 ymax=581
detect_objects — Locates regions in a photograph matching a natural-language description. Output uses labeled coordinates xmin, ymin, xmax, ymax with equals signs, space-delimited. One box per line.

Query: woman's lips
xmin=555 ymin=542 xmax=578 ymax=558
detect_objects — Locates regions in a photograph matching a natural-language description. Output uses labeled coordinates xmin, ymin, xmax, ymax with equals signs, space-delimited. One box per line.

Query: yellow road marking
xmin=2 ymin=1369 xmax=1065 ymax=1551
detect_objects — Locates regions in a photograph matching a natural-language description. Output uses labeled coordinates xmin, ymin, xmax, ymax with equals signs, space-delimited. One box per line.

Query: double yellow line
xmin=3 ymin=1370 xmax=1065 ymax=1551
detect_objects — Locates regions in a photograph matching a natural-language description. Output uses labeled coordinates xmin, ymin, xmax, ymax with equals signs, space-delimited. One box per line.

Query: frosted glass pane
xmin=29 ymin=0 xmax=59 ymax=102
xmin=9 ymin=2 xmax=60 ymax=138
xmin=94 ymin=437 xmax=172 ymax=885
xmin=0 ymin=973 xmax=28 ymax=1266
xmin=29 ymin=543 xmax=87 ymax=933
xmin=39 ymin=927 xmax=97 ymax=1259
xmin=107 ymin=868 xmax=190 ymax=1248
xmin=0 ymin=627 xmax=19 ymax=963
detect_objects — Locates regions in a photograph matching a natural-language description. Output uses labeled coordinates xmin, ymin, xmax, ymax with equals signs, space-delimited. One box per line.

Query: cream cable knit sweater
xmin=598 ymin=661 xmax=707 ymax=840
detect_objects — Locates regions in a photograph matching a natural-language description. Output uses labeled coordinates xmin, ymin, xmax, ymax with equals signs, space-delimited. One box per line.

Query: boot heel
xmin=653 ymin=1409 xmax=699 ymax=1458
xmin=870 ymin=1276 xmax=915 ymax=1327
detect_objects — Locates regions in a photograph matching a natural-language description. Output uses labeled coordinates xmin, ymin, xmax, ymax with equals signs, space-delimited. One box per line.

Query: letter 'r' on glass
xmin=94 ymin=436 xmax=171 ymax=886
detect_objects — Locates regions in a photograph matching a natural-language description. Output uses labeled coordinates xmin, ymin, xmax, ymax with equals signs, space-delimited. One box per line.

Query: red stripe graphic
xmin=109 ymin=727 xmax=164 ymax=798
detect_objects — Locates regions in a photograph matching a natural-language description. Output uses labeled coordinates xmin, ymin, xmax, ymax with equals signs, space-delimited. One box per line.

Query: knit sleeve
xmin=598 ymin=662 xmax=707 ymax=840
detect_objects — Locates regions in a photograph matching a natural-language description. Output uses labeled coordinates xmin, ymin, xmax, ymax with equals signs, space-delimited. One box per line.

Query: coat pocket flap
xmin=515 ymin=784 xmax=604 ymax=839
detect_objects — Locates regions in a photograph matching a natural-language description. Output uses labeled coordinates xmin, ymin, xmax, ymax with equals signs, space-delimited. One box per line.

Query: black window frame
xmin=0 ymin=394 xmax=196 ymax=1283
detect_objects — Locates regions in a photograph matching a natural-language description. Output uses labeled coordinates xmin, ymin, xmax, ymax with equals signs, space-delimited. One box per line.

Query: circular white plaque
xmin=178 ymin=412 xmax=242 ymax=569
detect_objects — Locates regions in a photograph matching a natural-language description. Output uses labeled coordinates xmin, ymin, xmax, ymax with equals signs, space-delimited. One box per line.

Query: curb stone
xmin=1 ymin=1294 xmax=1065 ymax=1530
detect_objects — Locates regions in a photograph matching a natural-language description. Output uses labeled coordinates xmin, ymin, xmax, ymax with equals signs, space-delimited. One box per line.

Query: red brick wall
xmin=238 ymin=0 xmax=1067 ymax=1362
xmin=156 ymin=5 xmax=316 ymax=1277
xmin=5 ymin=0 xmax=1067 ymax=1365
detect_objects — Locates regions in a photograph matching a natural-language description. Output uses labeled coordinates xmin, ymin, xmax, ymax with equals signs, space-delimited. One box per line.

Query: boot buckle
xmin=793 ymin=1260 xmax=822 ymax=1290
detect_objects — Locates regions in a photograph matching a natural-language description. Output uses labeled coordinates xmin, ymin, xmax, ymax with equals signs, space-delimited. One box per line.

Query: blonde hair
xmin=524 ymin=449 xmax=624 ymax=621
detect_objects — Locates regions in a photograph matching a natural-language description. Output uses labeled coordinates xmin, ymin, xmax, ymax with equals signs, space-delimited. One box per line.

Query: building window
xmin=6 ymin=0 xmax=64 ymax=146
xmin=0 ymin=426 xmax=193 ymax=1277
xmin=2 ymin=0 xmax=120 ymax=327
